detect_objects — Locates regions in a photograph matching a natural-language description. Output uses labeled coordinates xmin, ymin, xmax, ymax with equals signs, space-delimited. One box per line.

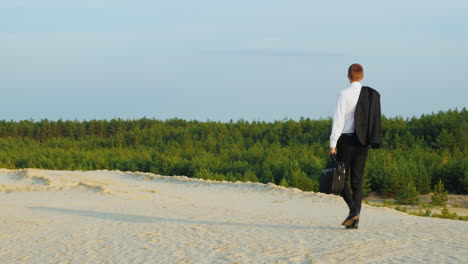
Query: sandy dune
xmin=1 ymin=169 xmax=467 ymax=264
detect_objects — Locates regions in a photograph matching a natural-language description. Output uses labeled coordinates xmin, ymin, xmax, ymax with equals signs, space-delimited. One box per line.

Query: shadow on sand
xmin=28 ymin=206 xmax=343 ymax=231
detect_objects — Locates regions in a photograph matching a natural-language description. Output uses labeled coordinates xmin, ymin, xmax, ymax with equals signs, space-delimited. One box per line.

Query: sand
xmin=1 ymin=169 xmax=467 ymax=264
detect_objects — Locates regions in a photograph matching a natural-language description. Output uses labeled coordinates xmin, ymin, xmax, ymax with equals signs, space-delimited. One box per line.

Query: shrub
xmin=394 ymin=205 xmax=408 ymax=212
xmin=431 ymin=179 xmax=448 ymax=206
xmin=432 ymin=207 xmax=459 ymax=220
xmin=395 ymin=181 xmax=420 ymax=205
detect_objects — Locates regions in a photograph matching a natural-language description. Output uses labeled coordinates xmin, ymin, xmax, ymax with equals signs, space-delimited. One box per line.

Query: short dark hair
xmin=348 ymin=63 xmax=364 ymax=81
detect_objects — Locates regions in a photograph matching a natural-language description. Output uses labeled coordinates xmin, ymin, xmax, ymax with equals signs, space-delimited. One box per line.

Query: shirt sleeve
xmin=330 ymin=93 xmax=346 ymax=148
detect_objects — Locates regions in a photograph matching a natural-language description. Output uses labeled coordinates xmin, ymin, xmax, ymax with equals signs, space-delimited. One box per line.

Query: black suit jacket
xmin=354 ymin=86 xmax=381 ymax=148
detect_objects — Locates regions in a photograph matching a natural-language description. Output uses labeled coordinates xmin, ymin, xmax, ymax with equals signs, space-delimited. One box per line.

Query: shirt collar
xmin=350 ymin=82 xmax=362 ymax=88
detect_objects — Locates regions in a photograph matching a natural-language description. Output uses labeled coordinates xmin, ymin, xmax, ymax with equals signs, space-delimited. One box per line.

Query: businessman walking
xmin=329 ymin=63 xmax=381 ymax=229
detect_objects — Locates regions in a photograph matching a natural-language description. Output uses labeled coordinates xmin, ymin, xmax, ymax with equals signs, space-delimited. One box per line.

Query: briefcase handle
xmin=329 ymin=153 xmax=337 ymax=161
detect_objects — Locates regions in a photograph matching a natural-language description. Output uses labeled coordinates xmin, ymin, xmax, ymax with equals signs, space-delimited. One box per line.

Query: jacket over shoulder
xmin=354 ymin=86 xmax=381 ymax=148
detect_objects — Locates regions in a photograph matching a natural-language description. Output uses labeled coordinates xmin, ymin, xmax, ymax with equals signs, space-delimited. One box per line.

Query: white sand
xmin=1 ymin=169 xmax=467 ymax=264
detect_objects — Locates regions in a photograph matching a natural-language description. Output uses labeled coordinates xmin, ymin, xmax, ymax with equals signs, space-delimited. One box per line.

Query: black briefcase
xmin=319 ymin=155 xmax=346 ymax=194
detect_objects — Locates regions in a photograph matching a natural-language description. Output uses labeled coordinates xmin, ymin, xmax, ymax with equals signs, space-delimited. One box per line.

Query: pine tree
xmin=431 ymin=179 xmax=448 ymax=206
xmin=395 ymin=181 xmax=420 ymax=205
xmin=279 ymin=177 xmax=289 ymax=187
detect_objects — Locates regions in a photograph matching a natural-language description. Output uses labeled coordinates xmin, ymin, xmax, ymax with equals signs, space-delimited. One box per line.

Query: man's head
xmin=347 ymin=63 xmax=364 ymax=82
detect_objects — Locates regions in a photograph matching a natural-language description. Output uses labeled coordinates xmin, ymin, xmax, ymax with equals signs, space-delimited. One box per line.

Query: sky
xmin=1 ymin=0 xmax=467 ymax=121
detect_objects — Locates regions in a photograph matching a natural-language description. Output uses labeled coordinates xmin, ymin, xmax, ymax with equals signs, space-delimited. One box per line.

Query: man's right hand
xmin=329 ymin=147 xmax=336 ymax=155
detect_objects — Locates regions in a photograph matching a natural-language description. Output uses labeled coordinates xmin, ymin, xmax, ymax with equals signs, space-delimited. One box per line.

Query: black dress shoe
xmin=341 ymin=211 xmax=360 ymax=227
xmin=345 ymin=219 xmax=359 ymax=229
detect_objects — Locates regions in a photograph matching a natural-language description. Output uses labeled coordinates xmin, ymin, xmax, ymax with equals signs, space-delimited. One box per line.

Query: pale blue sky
xmin=1 ymin=0 xmax=467 ymax=121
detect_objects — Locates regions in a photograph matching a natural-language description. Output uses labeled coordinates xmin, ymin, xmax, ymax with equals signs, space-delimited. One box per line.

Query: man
xmin=329 ymin=63 xmax=381 ymax=229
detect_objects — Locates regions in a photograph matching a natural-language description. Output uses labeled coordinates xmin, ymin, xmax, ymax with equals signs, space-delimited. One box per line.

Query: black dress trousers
xmin=336 ymin=133 xmax=368 ymax=213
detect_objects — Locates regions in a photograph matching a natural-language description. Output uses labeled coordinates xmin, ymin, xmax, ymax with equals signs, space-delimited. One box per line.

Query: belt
xmin=341 ymin=133 xmax=355 ymax=136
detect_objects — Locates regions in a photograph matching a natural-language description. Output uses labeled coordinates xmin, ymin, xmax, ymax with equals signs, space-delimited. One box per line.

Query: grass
xmin=363 ymin=200 xmax=467 ymax=221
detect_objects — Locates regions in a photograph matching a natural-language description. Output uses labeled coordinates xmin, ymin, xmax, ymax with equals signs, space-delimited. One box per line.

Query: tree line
xmin=0 ymin=108 xmax=465 ymax=194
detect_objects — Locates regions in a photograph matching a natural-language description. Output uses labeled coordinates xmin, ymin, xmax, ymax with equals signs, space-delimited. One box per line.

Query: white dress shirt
xmin=330 ymin=82 xmax=362 ymax=148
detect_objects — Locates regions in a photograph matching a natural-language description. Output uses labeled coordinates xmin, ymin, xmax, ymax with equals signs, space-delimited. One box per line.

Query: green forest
xmin=0 ymin=108 xmax=466 ymax=195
